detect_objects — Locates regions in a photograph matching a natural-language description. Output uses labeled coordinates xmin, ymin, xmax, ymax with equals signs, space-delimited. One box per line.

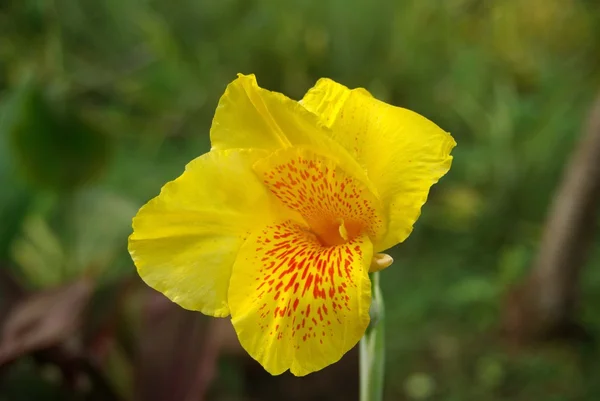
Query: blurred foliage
xmin=7 ymin=76 xmax=110 ymax=192
xmin=1 ymin=0 xmax=600 ymax=400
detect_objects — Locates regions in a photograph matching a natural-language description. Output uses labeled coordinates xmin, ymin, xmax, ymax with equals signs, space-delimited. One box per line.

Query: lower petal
xmin=228 ymin=221 xmax=373 ymax=376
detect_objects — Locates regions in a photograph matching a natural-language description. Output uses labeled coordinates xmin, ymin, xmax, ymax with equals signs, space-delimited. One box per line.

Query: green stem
xmin=360 ymin=271 xmax=385 ymax=401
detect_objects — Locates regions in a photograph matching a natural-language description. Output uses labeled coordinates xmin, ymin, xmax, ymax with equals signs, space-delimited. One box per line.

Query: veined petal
xmin=253 ymin=146 xmax=385 ymax=246
xmin=210 ymin=74 xmax=379 ymax=197
xmin=128 ymin=149 xmax=296 ymax=317
xmin=228 ymin=221 xmax=373 ymax=376
xmin=302 ymin=79 xmax=456 ymax=252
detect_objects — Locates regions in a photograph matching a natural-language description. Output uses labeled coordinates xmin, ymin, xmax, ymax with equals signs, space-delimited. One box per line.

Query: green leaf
xmin=11 ymin=188 xmax=137 ymax=287
xmin=0 ymin=96 xmax=33 ymax=262
xmin=6 ymin=77 xmax=111 ymax=192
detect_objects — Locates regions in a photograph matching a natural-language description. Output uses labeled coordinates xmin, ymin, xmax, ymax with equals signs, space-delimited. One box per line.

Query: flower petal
xmin=210 ymin=74 xmax=379 ymax=197
xmin=128 ymin=149 xmax=295 ymax=317
xmin=228 ymin=221 xmax=373 ymax=376
xmin=253 ymin=146 xmax=385 ymax=246
xmin=301 ymin=79 xmax=456 ymax=251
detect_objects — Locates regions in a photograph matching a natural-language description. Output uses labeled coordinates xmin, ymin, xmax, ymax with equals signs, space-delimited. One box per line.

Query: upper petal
xmin=210 ymin=74 xmax=304 ymax=151
xmin=228 ymin=220 xmax=373 ymax=376
xmin=128 ymin=149 xmax=295 ymax=317
xmin=253 ymin=146 xmax=385 ymax=246
xmin=301 ymin=79 xmax=456 ymax=251
xmin=210 ymin=74 xmax=379 ymax=198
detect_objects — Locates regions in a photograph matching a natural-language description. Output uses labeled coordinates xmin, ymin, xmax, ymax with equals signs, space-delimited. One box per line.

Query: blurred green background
xmin=1 ymin=0 xmax=600 ymax=400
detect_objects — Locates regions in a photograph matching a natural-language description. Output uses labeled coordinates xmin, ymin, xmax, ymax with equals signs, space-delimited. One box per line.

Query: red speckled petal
xmin=228 ymin=221 xmax=373 ymax=376
xmin=254 ymin=147 xmax=385 ymax=246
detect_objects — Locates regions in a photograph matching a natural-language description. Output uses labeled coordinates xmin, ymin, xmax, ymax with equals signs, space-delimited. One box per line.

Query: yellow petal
xmin=128 ymin=149 xmax=295 ymax=317
xmin=253 ymin=146 xmax=385 ymax=246
xmin=210 ymin=74 xmax=379 ymax=198
xmin=302 ymin=79 xmax=456 ymax=251
xmin=228 ymin=221 xmax=373 ymax=376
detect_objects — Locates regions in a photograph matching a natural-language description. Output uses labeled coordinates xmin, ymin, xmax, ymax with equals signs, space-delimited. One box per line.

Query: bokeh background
xmin=1 ymin=0 xmax=600 ymax=400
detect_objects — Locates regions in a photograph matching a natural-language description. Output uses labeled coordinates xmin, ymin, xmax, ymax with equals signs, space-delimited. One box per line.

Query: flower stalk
xmin=360 ymin=270 xmax=385 ymax=401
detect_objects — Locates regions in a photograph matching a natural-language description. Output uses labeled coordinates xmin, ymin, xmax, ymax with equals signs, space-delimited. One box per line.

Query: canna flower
xmin=128 ymin=74 xmax=455 ymax=376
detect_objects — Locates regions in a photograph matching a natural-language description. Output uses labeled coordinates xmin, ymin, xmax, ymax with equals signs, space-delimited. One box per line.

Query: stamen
xmin=338 ymin=219 xmax=349 ymax=241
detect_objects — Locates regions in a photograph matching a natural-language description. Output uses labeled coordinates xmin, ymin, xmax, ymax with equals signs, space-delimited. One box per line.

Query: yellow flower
xmin=128 ymin=74 xmax=455 ymax=376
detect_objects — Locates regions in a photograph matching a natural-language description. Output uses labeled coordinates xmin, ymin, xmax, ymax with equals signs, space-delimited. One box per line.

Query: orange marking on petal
xmin=302 ymin=273 xmax=314 ymax=296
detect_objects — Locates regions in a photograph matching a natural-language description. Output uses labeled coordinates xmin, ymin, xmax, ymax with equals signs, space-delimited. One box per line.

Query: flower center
xmin=309 ymin=217 xmax=362 ymax=247
xmin=255 ymin=148 xmax=384 ymax=247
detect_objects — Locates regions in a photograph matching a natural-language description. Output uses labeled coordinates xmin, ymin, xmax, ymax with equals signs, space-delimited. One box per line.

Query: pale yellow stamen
xmin=338 ymin=219 xmax=349 ymax=241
